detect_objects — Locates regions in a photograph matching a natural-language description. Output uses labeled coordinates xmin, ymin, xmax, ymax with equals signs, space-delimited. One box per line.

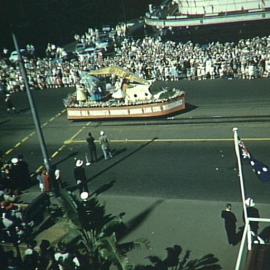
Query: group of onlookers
xmin=1 ymin=31 xmax=270 ymax=101
xmin=0 ymin=239 xmax=81 ymax=270
xmin=0 ymin=154 xmax=33 ymax=245
xmin=102 ymin=35 xmax=270 ymax=81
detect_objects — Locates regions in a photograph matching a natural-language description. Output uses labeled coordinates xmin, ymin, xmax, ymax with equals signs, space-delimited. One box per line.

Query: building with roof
xmin=145 ymin=0 xmax=270 ymax=42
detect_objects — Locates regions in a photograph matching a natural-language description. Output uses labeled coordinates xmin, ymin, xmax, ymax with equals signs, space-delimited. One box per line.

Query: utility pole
xmin=12 ymin=33 xmax=51 ymax=174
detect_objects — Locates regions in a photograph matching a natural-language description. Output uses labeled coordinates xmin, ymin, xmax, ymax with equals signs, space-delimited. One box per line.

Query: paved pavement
xmin=3 ymin=79 xmax=270 ymax=269
xmin=98 ymin=194 xmax=270 ymax=269
xmin=20 ymin=185 xmax=270 ymax=269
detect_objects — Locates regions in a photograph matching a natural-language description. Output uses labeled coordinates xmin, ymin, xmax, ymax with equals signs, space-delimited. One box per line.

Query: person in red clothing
xmin=42 ymin=169 xmax=52 ymax=193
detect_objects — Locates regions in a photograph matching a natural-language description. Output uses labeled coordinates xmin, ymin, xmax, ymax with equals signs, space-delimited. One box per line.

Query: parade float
xmin=64 ymin=66 xmax=186 ymax=120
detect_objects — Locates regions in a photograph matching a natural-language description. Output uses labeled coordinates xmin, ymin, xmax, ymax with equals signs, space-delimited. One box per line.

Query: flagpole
xmin=232 ymin=128 xmax=248 ymax=222
xmin=232 ymin=128 xmax=253 ymax=252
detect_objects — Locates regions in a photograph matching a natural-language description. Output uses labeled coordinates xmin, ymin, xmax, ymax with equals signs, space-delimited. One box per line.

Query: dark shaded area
xmin=93 ymin=180 xmax=116 ymax=196
xmin=260 ymin=226 xmax=270 ymax=243
xmin=53 ymin=151 xmax=79 ymax=167
xmin=148 ymin=18 xmax=270 ymax=45
xmin=17 ymin=107 xmax=30 ymax=113
xmin=246 ymin=244 xmax=270 ymax=270
xmin=118 ymin=200 xmax=163 ymax=240
xmin=0 ymin=120 xmax=10 ymax=126
xmin=88 ymin=138 xmax=157 ymax=183
xmin=66 ymin=138 xmax=156 ymax=192
xmin=134 ymin=245 xmax=221 ymax=270
xmin=0 ymin=0 xmax=161 ymax=50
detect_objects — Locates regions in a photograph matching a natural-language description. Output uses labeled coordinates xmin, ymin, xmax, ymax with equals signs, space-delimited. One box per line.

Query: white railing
xmin=175 ymin=0 xmax=267 ymax=15
xmin=235 ymin=218 xmax=270 ymax=270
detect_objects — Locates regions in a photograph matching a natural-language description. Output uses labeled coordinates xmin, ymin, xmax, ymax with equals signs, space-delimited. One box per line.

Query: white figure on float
xmin=76 ymin=84 xmax=87 ymax=105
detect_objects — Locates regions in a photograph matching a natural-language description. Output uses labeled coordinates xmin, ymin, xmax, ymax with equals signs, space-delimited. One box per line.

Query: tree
xmin=60 ymin=190 xmax=148 ymax=270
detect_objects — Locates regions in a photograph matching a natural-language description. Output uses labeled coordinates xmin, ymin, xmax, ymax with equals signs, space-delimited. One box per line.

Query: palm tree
xmin=60 ymin=190 xmax=148 ymax=270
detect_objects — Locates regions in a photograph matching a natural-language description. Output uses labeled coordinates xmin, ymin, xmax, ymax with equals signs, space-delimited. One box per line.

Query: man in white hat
xmin=80 ymin=191 xmax=89 ymax=201
xmin=73 ymin=159 xmax=88 ymax=194
xmin=244 ymin=197 xmax=260 ymax=235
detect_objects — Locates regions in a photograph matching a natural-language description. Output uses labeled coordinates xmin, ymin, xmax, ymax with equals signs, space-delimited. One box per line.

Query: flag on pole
xmin=238 ymin=137 xmax=270 ymax=182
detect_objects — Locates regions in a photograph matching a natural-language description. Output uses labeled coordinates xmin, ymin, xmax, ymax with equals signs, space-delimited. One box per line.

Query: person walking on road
xmin=86 ymin=132 xmax=97 ymax=163
xmin=99 ymin=131 xmax=112 ymax=160
xmin=73 ymin=159 xmax=89 ymax=194
xmin=221 ymin=203 xmax=237 ymax=245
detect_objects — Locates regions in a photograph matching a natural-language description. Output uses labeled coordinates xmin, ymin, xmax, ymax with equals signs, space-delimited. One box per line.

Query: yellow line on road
xmin=51 ymin=151 xmax=59 ymax=158
xmin=14 ymin=142 xmax=21 ymax=148
xmin=21 ymin=137 xmax=29 ymax=143
xmin=64 ymin=137 xmax=270 ymax=144
xmin=3 ymin=109 xmax=67 ymax=158
xmin=50 ymin=121 xmax=90 ymax=159
xmin=5 ymin=149 xmax=13 ymax=155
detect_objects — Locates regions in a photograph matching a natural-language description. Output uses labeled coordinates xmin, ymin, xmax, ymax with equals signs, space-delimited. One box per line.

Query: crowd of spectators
xmin=1 ymin=32 xmax=270 ymax=100
xmin=104 ymin=35 xmax=270 ymax=81
xmin=0 ymin=154 xmax=33 ymax=244
xmin=0 ymin=239 xmax=81 ymax=270
xmin=0 ymin=152 xmax=84 ymax=270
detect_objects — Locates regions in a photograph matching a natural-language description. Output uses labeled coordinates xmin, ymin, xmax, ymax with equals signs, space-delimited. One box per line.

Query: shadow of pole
xmin=53 ymin=151 xmax=79 ymax=167
xmin=118 ymin=199 xmax=163 ymax=240
xmin=66 ymin=137 xmax=157 ymax=192
xmin=87 ymin=136 xmax=158 ymax=183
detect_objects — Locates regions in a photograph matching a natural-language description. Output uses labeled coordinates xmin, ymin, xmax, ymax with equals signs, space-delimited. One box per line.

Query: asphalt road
xmin=1 ymin=78 xmax=270 ymax=204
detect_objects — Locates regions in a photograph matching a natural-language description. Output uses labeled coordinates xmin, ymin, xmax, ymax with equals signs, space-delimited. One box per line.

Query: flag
xmin=238 ymin=137 xmax=270 ymax=182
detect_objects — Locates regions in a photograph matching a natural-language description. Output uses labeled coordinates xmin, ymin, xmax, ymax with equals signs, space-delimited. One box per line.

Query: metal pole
xmin=232 ymin=127 xmax=252 ymax=252
xmin=12 ymin=33 xmax=51 ymax=172
xmin=232 ymin=128 xmax=248 ymax=224
xmin=235 ymin=223 xmax=248 ymax=270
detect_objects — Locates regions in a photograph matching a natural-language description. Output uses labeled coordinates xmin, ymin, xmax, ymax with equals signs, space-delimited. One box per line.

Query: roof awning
xmin=89 ymin=66 xmax=148 ymax=84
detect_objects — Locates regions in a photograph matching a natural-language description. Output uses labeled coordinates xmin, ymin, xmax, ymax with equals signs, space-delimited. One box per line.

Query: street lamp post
xmin=12 ymin=33 xmax=51 ymax=173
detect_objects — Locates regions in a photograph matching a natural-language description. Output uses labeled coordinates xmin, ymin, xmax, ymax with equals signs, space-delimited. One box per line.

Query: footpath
xmin=98 ymin=195 xmax=270 ymax=270
xmin=21 ymin=187 xmax=270 ymax=269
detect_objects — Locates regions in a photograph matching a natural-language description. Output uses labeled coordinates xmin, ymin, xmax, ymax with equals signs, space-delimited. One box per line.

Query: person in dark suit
xmin=86 ymin=132 xmax=97 ymax=163
xmin=244 ymin=198 xmax=260 ymax=235
xmin=73 ymin=160 xmax=88 ymax=194
xmin=221 ymin=203 xmax=237 ymax=245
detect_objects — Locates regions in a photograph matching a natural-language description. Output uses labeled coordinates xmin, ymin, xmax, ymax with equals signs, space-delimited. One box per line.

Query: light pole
xmin=12 ymin=33 xmax=51 ymax=174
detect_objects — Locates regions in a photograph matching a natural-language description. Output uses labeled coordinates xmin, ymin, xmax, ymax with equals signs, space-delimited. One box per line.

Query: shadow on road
xmin=182 ymin=103 xmax=198 ymax=114
xmin=53 ymin=151 xmax=79 ymax=167
xmin=134 ymin=244 xmax=221 ymax=270
xmin=18 ymin=107 xmax=30 ymax=113
xmin=0 ymin=119 xmax=10 ymax=126
xmin=87 ymin=137 xmax=158 ymax=183
xmin=118 ymin=199 xmax=163 ymax=240
xmin=93 ymin=180 xmax=116 ymax=196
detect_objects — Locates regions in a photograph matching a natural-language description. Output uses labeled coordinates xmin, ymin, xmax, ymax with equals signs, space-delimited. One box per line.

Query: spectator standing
xmin=86 ymin=132 xmax=97 ymax=163
xmin=99 ymin=131 xmax=112 ymax=160
xmin=73 ymin=160 xmax=89 ymax=194
xmin=17 ymin=153 xmax=31 ymax=189
xmin=9 ymin=157 xmax=22 ymax=191
xmin=36 ymin=170 xmax=44 ymax=192
xmin=4 ymin=93 xmax=16 ymax=112
xmin=221 ymin=203 xmax=237 ymax=245
xmin=244 ymin=198 xmax=260 ymax=235
xmin=42 ymin=169 xmax=52 ymax=194
xmin=38 ymin=239 xmax=56 ymax=270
